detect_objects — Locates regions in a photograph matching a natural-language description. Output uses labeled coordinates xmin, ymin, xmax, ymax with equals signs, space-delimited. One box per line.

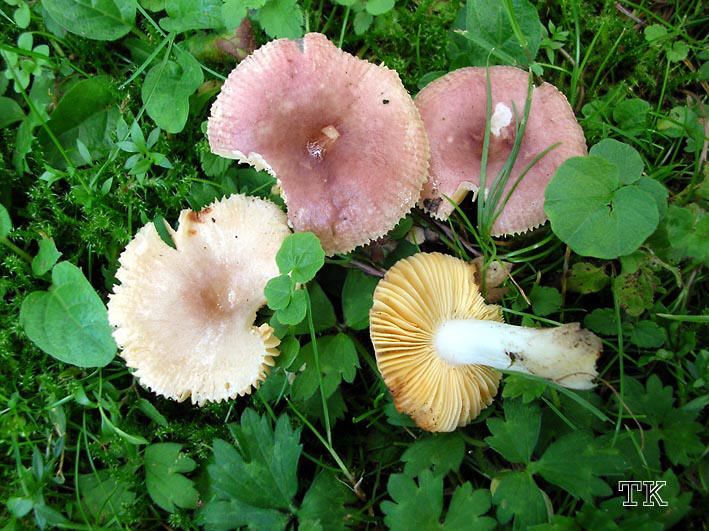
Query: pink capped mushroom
xmin=415 ymin=66 xmax=586 ymax=236
xmin=208 ymin=32 xmax=429 ymax=255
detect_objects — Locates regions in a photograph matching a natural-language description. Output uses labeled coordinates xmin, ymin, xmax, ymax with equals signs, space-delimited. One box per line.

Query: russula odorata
xmin=370 ymin=252 xmax=601 ymax=432
xmin=208 ymin=32 xmax=429 ymax=255
xmin=108 ymin=194 xmax=290 ymax=404
xmin=415 ymin=66 xmax=586 ymax=236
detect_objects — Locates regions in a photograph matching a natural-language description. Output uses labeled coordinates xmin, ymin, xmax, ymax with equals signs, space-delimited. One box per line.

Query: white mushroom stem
xmin=434 ymin=319 xmax=600 ymax=390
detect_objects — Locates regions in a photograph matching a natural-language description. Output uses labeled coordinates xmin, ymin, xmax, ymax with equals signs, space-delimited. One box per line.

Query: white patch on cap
xmin=490 ymin=102 xmax=513 ymax=137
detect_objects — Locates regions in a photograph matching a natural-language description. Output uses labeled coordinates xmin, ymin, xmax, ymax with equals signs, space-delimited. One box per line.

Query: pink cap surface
xmin=208 ymin=33 xmax=429 ymax=255
xmin=415 ymin=66 xmax=586 ymax=236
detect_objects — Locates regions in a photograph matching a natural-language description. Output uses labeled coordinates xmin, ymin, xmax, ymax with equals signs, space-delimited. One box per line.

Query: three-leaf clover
xmin=265 ymin=232 xmax=325 ymax=326
xmin=545 ymin=139 xmax=667 ymax=259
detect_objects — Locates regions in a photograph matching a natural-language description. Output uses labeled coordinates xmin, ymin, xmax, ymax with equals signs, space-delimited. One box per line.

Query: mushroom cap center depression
xmin=182 ymin=262 xmax=251 ymax=327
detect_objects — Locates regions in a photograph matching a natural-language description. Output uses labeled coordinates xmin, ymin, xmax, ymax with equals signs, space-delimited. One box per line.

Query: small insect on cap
xmin=108 ymin=194 xmax=290 ymax=404
xmin=369 ymin=253 xmax=502 ymax=432
xmin=415 ymin=66 xmax=586 ymax=236
xmin=207 ymin=32 xmax=430 ymax=255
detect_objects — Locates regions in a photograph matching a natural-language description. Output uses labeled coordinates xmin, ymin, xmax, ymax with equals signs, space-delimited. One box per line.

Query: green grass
xmin=1 ymin=0 xmax=708 ymax=528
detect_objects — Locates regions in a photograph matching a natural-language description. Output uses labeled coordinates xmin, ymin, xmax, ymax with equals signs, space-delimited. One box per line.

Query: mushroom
xmin=369 ymin=252 xmax=600 ymax=432
xmin=107 ymin=194 xmax=290 ymax=404
xmin=415 ymin=66 xmax=586 ymax=236
xmin=208 ymin=32 xmax=429 ymax=255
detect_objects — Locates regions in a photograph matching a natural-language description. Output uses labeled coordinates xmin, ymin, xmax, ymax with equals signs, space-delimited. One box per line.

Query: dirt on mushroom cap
xmin=207 ymin=32 xmax=430 ymax=255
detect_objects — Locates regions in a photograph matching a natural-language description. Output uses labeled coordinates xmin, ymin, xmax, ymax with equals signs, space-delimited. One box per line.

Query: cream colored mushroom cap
xmin=108 ymin=194 xmax=290 ymax=404
xmin=370 ymin=252 xmax=502 ymax=432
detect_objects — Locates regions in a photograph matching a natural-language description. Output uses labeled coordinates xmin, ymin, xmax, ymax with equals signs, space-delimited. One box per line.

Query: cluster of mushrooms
xmin=108 ymin=33 xmax=601 ymax=432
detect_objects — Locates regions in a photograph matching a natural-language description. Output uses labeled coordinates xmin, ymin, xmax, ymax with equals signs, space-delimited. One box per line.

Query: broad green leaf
xmin=145 ymin=443 xmax=199 ymax=512
xmin=20 ymin=262 xmax=116 ymax=367
xmin=200 ymin=410 xmax=301 ymax=527
xmin=0 ymin=96 xmax=24 ymax=128
xmin=502 ymin=374 xmax=547 ymax=403
xmin=222 ymin=0 xmax=266 ymax=31
xmin=667 ymin=41 xmax=688 ymax=62
xmin=382 ymin=470 xmax=495 ymax=531
xmin=291 ymin=333 xmax=359 ymax=401
xmin=292 ymin=282 xmax=336 ymax=334
xmin=341 ymin=269 xmax=378 ymax=330
xmin=32 ymin=238 xmax=62 ymax=276
xmin=37 ymin=76 xmax=119 ymax=167
xmin=353 ymin=10 xmax=373 ymax=35
xmin=366 ymin=0 xmax=394 ymax=16
xmin=623 ymin=375 xmax=674 ymax=427
xmin=629 ymin=320 xmax=666 ymax=348
xmin=622 ymin=378 xmax=702 ymax=466
xmin=275 ymin=335 xmax=299 ymax=369
xmin=258 ymin=0 xmax=304 ymax=39
xmin=462 ymin=0 xmax=542 ymax=67
xmin=0 ymin=203 xmax=11 ymax=238
xmin=636 ymin=177 xmax=668 ymax=220
xmin=6 ymin=497 xmax=33 ymax=518
xmin=531 ymin=432 xmax=627 ymax=502
xmin=583 ymin=308 xmax=617 ymax=335
xmin=444 ymin=483 xmax=496 ymax=531
xmin=545 ymin=155 xmax=659 ymax=259
xmin=485 ymin=399 xmax=540 ymax=464
xmin=613 ymin=98 xmax=650 ymax=137
xmin=566 ymin=262 xmax=609 ymax=294
xmin=662 ymin=413 xmax=704 ymax=466
xmin=491 ymin=471 xmax=548 ymax=529
xmin=78 ymin=470 xmax=136 ymax=523
xmin=265 ymin=274 xmax=293 ymax=310
xmin=665 ymin=205 xmax=709 ymax=263
xmin=278 ymin=288 xmax=307 ymax=325
xmin=160 ymin=0 xmax=223 ymax=32
xmin=589 ymin=139 xmax=644 ymax=185
xmin=142 ymin=49 xmax=204 ymax=134
xmin=276 ymin=232 xmax=325 ymax=283
xmin=401 ymin=432 xmax=465 ymax=477
xmin=199 ymin=498 xmax=288 ymax=530
xmin=41 ymin=0 xmax=136 ymax=40
xmin=616 ymin=267 xmax=657 ymax=316
xmin=644 ymin=24 xmax=667 ymax=43
xmin=298 ymin=471 xmax=354 ymax=530
xmin=529 ymin=285 xmax=561 ymax=316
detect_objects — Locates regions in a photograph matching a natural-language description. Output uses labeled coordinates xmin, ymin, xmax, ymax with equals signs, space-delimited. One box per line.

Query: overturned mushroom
xmin=415 ymin=66 xmax=586 ymax=236
xmin=108 ymin=194 xmax=290 ymax=404
xmin=208 ymin=32 xmax=429 ymax=255
xmin=370 ymin=252 xmax=600 ymax=432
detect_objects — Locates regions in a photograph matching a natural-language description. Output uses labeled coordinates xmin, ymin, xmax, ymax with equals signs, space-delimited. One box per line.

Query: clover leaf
xmin=545 ymin=140 xmax=665 ymax=259
xmin=276 ymin=232 xmax=325 ymax=283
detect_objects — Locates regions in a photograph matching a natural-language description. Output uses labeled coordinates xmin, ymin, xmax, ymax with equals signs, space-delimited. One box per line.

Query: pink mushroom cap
xmin=415 ymin=66 xmax=587 ymax=236
xmin=208 ymin=32 xmax=429 ymax=255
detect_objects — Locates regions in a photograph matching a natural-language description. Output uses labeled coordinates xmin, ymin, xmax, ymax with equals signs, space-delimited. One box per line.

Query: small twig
xmin=431 ymin=219 xmax=482 ymax=257
xmin=347 ymin=259 xmax=385 ymax=278
xmin=615 ymin=2 xmax=644 ymax=26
